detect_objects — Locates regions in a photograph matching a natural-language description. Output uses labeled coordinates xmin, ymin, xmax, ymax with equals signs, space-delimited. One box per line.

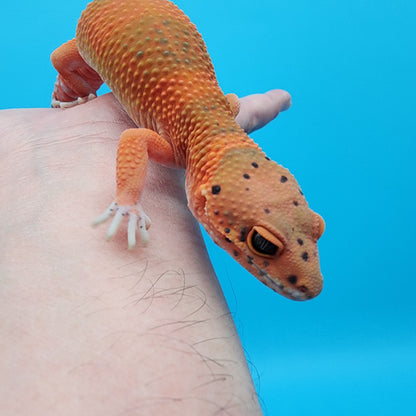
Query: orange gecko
xmin=51 ymin=0 xmax=325 ymax=300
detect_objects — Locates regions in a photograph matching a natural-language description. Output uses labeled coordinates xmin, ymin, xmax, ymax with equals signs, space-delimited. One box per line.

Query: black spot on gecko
xmin=225 ymin=237 xmax=232 ymax=243
xmin=302 ymin=252 xmax=309 ymax=262
xmin=264 ymin=208 xmax=271 ymax=214
xmin=212 ymin=185 xmax=221 ymax=195
xmin=281 ymin=176 xmax=288 ymax=183
xmin=247 ymin=256 xmax=254 ymax=265
xmin=293 ymin=201 xmax=299 ymax=206
xmin=234 ymin=251 xmax=239 ymax=257
xmin=214 ymin=210 xmax=220 ymax=216
xmin=288 ymin=275 xmax=298 ymax=285
xmin=225 ymin=228 xmax=231 ymax=234
xmin=297 ymin=238 xmax=304 ymax=246
xmin=252 ymin=162 xmax=259 ymax=168
xmin=265 ymin=156 xmax=271 ymax=161
xmin=239 ymin=227 xmax=248 ymax=242
xmin=243 ymin=173 xmax=250 ymax=180
xmin=299 ymin=188 xmax=304 ymax=196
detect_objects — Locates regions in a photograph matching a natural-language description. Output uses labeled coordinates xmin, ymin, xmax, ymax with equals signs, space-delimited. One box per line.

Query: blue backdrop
xmin=2 ymin=1 xmax=415 ymax=414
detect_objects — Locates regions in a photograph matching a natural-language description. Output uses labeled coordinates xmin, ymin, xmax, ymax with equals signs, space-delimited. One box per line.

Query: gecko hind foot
xmin=51 ymin=93 xmax=97 ymax=109
xmin=92 ymin=202 xmax=151 ymax=249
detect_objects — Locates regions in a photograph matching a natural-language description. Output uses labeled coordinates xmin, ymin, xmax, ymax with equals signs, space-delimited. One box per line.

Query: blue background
xmin=2 ymin=1 xmax=415 ymax=414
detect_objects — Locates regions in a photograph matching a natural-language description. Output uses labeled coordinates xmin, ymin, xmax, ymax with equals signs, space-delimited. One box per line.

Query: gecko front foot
xmin=92 ymin=202 xmax=151 ymax=249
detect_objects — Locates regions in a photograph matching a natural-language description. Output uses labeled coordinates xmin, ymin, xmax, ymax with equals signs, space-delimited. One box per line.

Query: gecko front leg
xmin=92 ymin=128 xmax=176 ymax=249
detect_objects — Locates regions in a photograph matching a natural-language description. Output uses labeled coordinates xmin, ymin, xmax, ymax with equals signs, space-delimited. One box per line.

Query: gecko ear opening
xmin=247 ymin=226 xmax=284 ymax=257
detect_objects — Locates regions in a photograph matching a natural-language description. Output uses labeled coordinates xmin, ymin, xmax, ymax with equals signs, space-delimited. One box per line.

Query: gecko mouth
xmin=249 ymin=260 xmax=312 ymax=301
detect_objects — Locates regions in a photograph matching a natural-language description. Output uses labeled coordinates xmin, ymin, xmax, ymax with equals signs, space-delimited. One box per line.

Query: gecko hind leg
xmin=51 ymin=39 xmax=103 ymax=108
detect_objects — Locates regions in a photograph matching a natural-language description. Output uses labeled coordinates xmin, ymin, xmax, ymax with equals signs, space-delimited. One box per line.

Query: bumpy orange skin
xmin=76 ymin=0 xmax=256 ymax=166
xmin=52 ymin=0 xmax=325 ymax=300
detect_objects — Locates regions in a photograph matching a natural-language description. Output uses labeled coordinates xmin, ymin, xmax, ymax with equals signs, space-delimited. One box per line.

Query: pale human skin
xmin=0 ymin=90 xmax=290 ymax=416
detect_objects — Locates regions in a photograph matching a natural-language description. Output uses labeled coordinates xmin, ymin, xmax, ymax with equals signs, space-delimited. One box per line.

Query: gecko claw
xmin=92 ymin=202 xmax=151 ymax=248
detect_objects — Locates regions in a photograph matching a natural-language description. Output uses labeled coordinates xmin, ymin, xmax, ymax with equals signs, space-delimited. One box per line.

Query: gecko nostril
xmin=211 ymin=185 xmax=221 ymax=194
xmin=288 ymin=275 xmax=298 ymax=285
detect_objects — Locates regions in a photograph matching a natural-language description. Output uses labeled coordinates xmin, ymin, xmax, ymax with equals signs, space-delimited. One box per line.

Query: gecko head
xmin=198 ymin=147 xmax=325 ymax=301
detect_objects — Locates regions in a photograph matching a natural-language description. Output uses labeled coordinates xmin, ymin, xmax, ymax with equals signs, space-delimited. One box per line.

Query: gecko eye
xmin=247 ymin=226 xmax=284 ymax=257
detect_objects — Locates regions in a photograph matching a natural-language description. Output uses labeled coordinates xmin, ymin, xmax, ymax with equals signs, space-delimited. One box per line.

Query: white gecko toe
xmin=51 ymin=93 xmax=97 ymax=109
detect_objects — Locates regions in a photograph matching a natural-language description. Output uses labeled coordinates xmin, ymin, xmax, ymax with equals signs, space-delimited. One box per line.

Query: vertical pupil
xmin=251 ymin=231 xmax=278 ymax=255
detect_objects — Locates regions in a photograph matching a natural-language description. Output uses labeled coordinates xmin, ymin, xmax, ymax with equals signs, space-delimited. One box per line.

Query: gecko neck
xmin=184 ymin=109 xmax=260 ymax=218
